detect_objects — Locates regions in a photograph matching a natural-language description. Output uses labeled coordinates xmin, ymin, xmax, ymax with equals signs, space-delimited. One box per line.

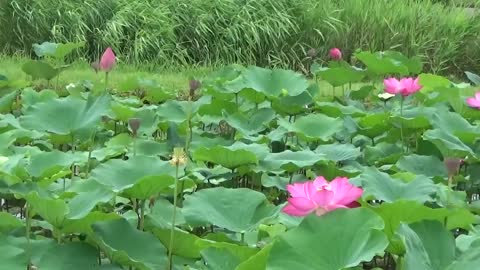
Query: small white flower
xmin=378 ymin=92 xmax=395 ymax=100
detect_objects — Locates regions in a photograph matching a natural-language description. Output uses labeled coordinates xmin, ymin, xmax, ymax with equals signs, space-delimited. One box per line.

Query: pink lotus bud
xmin=466 ymin=92 xmax=480 ymax=109
xmin=444 ymin=158 xmax=463 ymax=177
xmin=99 ymin=47 xmax=116 ymax=72
xmin=329 ymin=48 xmax=342 ymax=60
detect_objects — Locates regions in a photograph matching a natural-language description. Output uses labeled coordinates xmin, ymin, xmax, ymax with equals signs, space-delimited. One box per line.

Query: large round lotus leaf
xmin=315 ymin=143 xmax=361 ymax=162
xmin=383 ymin=51 xmax=423 ymax=74
xmin=395 ymin=154 xmax=447 ymax=178
xmin=456 ymin=228 xmax=480 ymax=253
xmin=0 ymin=90 xmax=18 ymax=113
xmin=196 ymin=239 xmax=259 ymax=266
xmin=199 ymin=98 xmax=237 ymax=118
xmin=357 ymin=113 xmax=390 ymax=138
xmin=67 ymin=180 xmax=115 ymax=219
xmin=364 ymin=142 xmax=402 ymax=165
xmin=20 ymin=94 xmax=111 ymax=136
xmin=182 ymin=187 xmax=279 ymax=232
xmin=316 ymin=102 xmax=366 ymax=118
xmin=26 ymin=192 xmax=68 ymax=229
xmin=397 ymin=221 xmax=456 ymax=270
xmin=355 ymin=51 xmax=408 ymax=76
xmin=19 ymin=88 xmax=56 ymax=111
xmin=122 ymin=174 xmax=175 ymax=200
xmin=465 ymin=71 xmax=480 ymax=85
xmin=447 ymin=240 xmax=480 ymax=270
xmin=90 ymin=155 xmax=177 ymax=192
xmin=22 ymin=60 xmax=60 ymax=81
xmin=278 ymin=114 xmax=343 ymax=141
xmin=430 ymin=110 xmax=480 ymax=144
xmin=37 ymin=242 xmax=99 ymax=270
xmin=193 ymin=146 xmax=258 ymax=170
xmin=146 ymin=198 xmax=185 ymax=229
xmin=351 ymin=167 xmax=437 ymax=203
xmin=0 ymin=239 xmax=27 ymax=270
xmin=317 ymin=67 xmax=365 ymax=87
xmin=236 ymin=244 xmax=273 ymax=270
xmin=423 ymin=128 xmax=475 ymax=158
xmin=261 ymin=174 xmax=306 ymax=190
xmin=200 ymin=247 xmax=244 ymax=270
xmin=0 ymin=212 xmax=23 ymax=233
xmin=370 ymin=200 xmax=451 ymax=254
xmin=0 ymin=235 xmax=56 ymax=270
xmin=26 ymin=150 xmax=85 ymax=179
xmin=132 ymin=106 xmax=160 ymax=136
xmin=418 ymin=73 xmax=451 ymax=90
xmin=157 ymin=96 xmax=211 ymax=123
xmin=151 ymin=228 xmax=205 ymax=259
xmin=272 ymin=88 xmax=314 ymax=115
xmin=236 ymin=66 xmax=309 ymax=97
xmin=259 ymin=150 xmax=323 ymax=173
xmin=63 ymin=211 xmax=121 ymax=235
xmin=33 ymin=41 xmax=85 ymax=59
xmin=92 ymin=218 xmax=168 ymax=270
xmin=266 ymin=208 xmax=388 ymax=270
xmin=224 ymin=108 xmax=275 ymax=135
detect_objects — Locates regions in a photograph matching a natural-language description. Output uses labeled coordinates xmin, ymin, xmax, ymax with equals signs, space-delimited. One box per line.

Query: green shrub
xmin=1 ymin=0 xmax=479 ymax=74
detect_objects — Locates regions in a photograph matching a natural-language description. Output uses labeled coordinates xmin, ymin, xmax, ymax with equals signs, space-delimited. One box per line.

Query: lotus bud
xmin=444 ymin=158 xmax=463 ymax=177
xmin=99 ymin=47 xmax=116 ymax=72
xmin=170 ymin=147 xmax=187 ymax=166
xmin=128 ymin=118 xmax=141 ymax=137
xmin=329 ymin=48 xmax=342 ymax=60
xmin=189 ymin=79 xmax=202 ymax=97
xmin=307 ymin=48 xmax=318 ymax=59
xmin=90 ymin=61 xmax=100 ymax=73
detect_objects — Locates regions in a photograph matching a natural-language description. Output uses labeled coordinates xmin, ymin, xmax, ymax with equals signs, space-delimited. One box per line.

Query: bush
xmin=1 ymin=0 xmax=480 ymax=74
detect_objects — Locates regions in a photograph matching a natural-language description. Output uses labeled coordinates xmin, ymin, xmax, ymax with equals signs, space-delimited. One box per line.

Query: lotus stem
xmin=168 ymin=164 xmax=180 ymax=270
xmin=400 ymin=96 xmax=405 ymax=153
xmin=138 ymin=200 xmax=145 ymax=231
xmin=235 ymin=93 xmax=239 ymax=110
xmin=25 ymin=203 xmax=31 ymax=264
xmin=179 ymin=180 xmax=185 ymax=207
xmin=105 ymin=72 xmax=109 ymax=92
xmin=132 ymin=136 xmax=137 ymax=157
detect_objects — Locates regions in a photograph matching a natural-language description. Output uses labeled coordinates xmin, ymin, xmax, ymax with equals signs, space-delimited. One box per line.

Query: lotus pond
xmin=1 ymin=43 xmax=480 ymax=270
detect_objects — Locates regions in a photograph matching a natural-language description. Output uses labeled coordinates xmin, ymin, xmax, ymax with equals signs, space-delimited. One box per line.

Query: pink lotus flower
xmin=466 ymin=92 xmax=480 ymax=109
xmin=282 ymin=176 xmax=363 ymax=217
xmin=383 ymin=77 xmax=422 ymax=96
xmin=99 ymin=47 xmax=116 ymax=72
xmin=329 ymin=48 xmax=342 ymax=60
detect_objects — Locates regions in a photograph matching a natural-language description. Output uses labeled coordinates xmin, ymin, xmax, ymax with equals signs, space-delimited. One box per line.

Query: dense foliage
xmin=1 ymin=0 xmax=480 ymax=74
xmin=1 ymin=43 xmax=480 ymax=270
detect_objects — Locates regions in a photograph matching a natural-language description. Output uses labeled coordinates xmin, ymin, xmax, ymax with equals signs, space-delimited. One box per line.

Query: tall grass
xmin=1 ymin=0 xmax=480 ymax=74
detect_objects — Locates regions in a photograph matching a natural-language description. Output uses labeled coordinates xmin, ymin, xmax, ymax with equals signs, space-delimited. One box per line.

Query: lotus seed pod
xmin=128 ymin=118 xmax=141 ymax=136
xmin=170 ymin=147 xmax=187 ymax=166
